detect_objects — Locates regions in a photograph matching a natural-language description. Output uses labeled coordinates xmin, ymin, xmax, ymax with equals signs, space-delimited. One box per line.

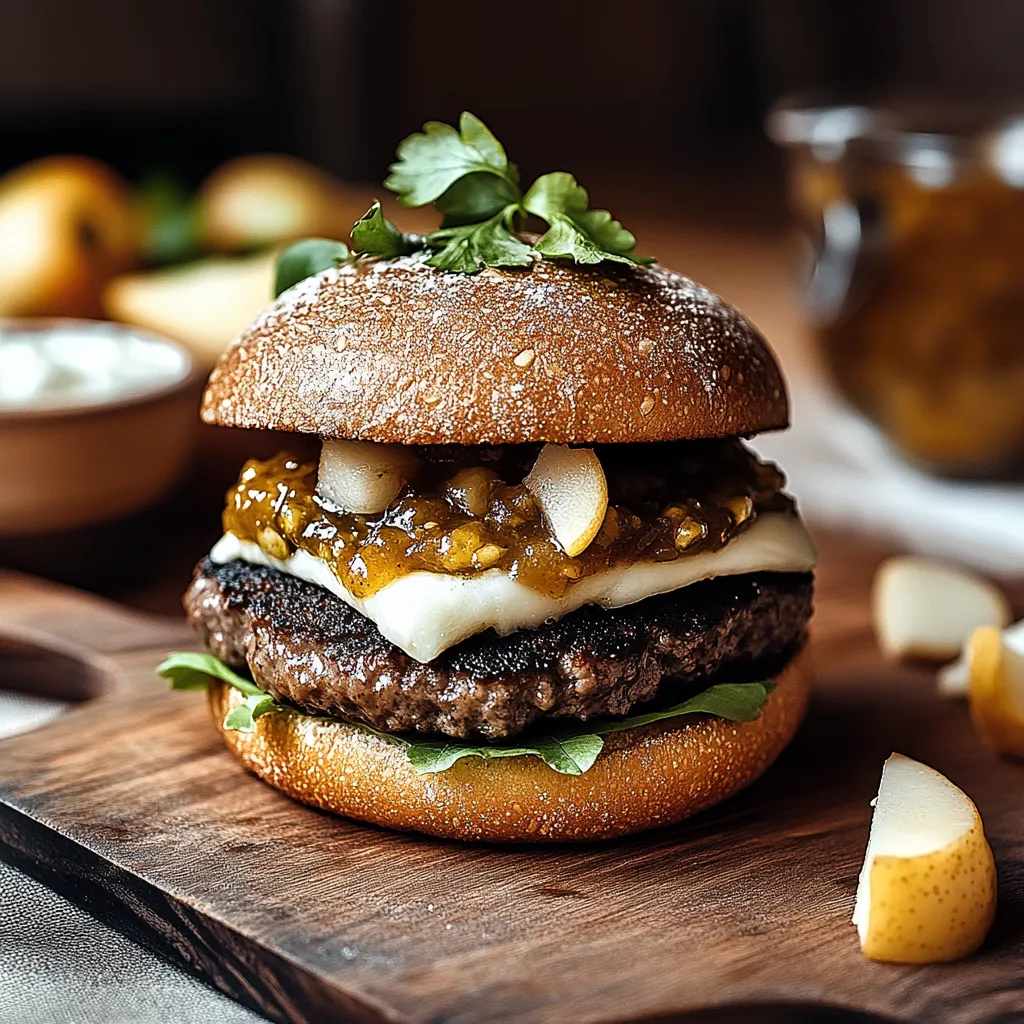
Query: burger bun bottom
xmin=209 ymin=646 xmax=811 ymax=843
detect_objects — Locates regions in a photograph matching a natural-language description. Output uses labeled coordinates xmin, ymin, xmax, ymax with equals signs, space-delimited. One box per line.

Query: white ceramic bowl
xmin=0 ymin=318 xmax=200 ymax=537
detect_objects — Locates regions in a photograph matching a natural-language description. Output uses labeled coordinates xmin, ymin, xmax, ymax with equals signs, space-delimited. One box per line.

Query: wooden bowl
xmin=0 ymin=318 xmax=200 ymax=537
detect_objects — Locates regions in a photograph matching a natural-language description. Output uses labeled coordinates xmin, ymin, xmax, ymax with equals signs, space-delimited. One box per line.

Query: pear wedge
xmin=939 ymin=620 xmax=1024 ymax=698
xmin=968 ymin=625 xmax=1024 ymax=757
xmin=853 ymin=754 xmax=997 ymax=963
xmin=872 ymin=556 xmax=1011 ymax=663
xmin=524 ymin=444 xmax=608 ymax=557
xmin=105 ymin=252 xmax=275 ymax=367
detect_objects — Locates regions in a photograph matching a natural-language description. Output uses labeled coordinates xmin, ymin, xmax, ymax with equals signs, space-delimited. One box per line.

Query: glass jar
xmin=769 ymin=101 xmax=1024 ymax=478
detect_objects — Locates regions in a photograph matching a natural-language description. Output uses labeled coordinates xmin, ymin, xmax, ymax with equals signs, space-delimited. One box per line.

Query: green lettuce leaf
xmin=157 ymin=652 xmax=285 ymax=734
xmin=158 ymin=652 xmax=771 ymax=775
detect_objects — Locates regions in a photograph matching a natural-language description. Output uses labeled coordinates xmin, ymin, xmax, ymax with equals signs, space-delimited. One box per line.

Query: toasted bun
xmin=201 ymin=255 xmax=787 ymax=445
xmin=209 ymin=647 xmax=810 ymax=842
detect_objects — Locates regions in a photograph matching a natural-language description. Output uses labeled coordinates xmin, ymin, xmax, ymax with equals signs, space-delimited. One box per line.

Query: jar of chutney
xmin=769 ymin=101 xmax=1024 ymax=478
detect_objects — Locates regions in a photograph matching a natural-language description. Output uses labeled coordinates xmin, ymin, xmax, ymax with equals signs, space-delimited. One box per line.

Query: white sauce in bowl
xmin=0 ymin=322 xmax=192 ymax=411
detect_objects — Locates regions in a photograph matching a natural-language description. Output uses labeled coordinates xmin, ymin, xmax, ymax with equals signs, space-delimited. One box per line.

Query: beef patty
xmin=185 ymin=558 xmax=813 ymax=740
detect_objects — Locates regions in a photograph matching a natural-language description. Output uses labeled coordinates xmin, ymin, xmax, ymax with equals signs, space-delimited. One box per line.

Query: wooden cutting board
xmin=1 ymin=536 xmax=1022 ymax=1024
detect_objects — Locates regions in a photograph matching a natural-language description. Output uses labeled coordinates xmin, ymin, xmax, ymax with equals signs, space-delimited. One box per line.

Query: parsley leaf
xmin=273 ymin=238 xmax=351 ymax=297
xmin=425 ymin=206 xmax=533 ymax=272
xmin=350 ymin=201 xmax=420 ymax=257
xmin=158 ymin=652 xmax=770 ymax=776
xmin=435 ymin=172 xmax=520 ymax=226
xmin=523 ymin=172 xmax=652 ymax=266
xmin=385 ymin=111 xmax=519 ymax=207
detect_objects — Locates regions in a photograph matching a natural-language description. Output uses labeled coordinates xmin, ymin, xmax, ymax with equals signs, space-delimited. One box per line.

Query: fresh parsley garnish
xmin=158 ymin=652 xmax=771 ymax=775
xmin=523 ymin=172 xmax=645 ymax=266
xmin=385 ymin=111 xmax=650 ymax=272
xmin=350 ymin=201 xmax=421 ymax=258
xmin=273 ymin=110 xmax=652 ymax=289
xmin=385 ymin=112 xmax=520 ymax=209
xmin=273 ymin=238 xmax=351 ymax=297
xmin=425 ymin=208 xmax=534 ymax=273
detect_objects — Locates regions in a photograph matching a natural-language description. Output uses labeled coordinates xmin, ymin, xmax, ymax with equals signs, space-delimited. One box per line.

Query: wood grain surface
xmin=1 ymin=536 xmax=1023 ymax=1024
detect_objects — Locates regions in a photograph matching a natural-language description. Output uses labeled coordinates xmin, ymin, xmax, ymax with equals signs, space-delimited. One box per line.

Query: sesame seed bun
xmin=201 ymin=255 xmax=788 ymax=445
xmin=208 ymin=646 xmax=810 ymax=843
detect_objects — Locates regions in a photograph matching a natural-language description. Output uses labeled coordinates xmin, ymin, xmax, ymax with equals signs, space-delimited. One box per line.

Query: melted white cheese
xmin=210 ymin=513 xmax=817 ymax=663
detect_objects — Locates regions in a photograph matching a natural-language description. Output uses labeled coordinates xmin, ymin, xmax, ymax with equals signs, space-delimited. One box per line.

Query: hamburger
xmin=160 ymin=114 xmax=816 ymax=842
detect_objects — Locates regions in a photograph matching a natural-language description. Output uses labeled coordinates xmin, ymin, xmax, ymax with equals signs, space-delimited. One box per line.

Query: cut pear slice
xmin=968 ymin=625 xmax=1024 ymax=757
xmin=523 ymin=444 xmax=608 ymax=557
xmin=872 ymin=556 xmax=1011 ymax=663
xmin=317 ymin=440 xmax=419 ymax=514
xmin=104 ymin=252 xmax=276 ymax=367
xmin=937 ymin=657 xmax=969 ymax=698
xmin=938 ymin=619 xmax=1024 ymax=699
xmin=853 ymin=754 xmax=997 ymax=963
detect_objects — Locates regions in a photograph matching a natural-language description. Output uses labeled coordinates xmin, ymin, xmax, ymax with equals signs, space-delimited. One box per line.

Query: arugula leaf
xmin=157 ymin=652 xmax=285 ymax=733
xmin=158 ymin=651 xmax=264 ymax=696
xmin=404 ymin=681 xmax=772 ymax=776
xmin=223 ymin=693 xmax=280 ymax=733
xmin=425 ymin=207 xmax=533 ymax=272
xmin=591 ymin=682 xmax=773 ymax=735
xmin=351 ymin=201 xmax=420 ymax=257
xmin=523 ymin=172 xmax=652 ymax=266
xmin=530 ymin=735 xmax=607 ymax=775
xmin=405 ymin=732 xmax=605 ymax=776
xmin=386 ymin=112 xmax=519 ymax=208
xmin=274 ymin=238 xmax=351 ymax=297
xmin=158 ymin=652 xmax=765 ymax=776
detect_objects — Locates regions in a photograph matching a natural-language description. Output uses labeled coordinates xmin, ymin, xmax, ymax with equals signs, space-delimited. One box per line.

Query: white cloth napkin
xmin=0 ymin=690 xmax=65 ymax=739
xmin=755 ymin=381 xmax=1024 ymax=578
xmin=0 ymin=701 xmax=267 ymax=1024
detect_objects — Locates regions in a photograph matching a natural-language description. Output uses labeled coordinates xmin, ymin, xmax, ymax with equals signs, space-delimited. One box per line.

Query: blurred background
xmin=0 ymin=0 xmax=1023 ymax=609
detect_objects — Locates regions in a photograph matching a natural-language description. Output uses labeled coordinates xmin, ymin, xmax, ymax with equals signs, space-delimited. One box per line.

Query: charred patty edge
xmin=185 ymin=557 xmax=813 ymax=740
